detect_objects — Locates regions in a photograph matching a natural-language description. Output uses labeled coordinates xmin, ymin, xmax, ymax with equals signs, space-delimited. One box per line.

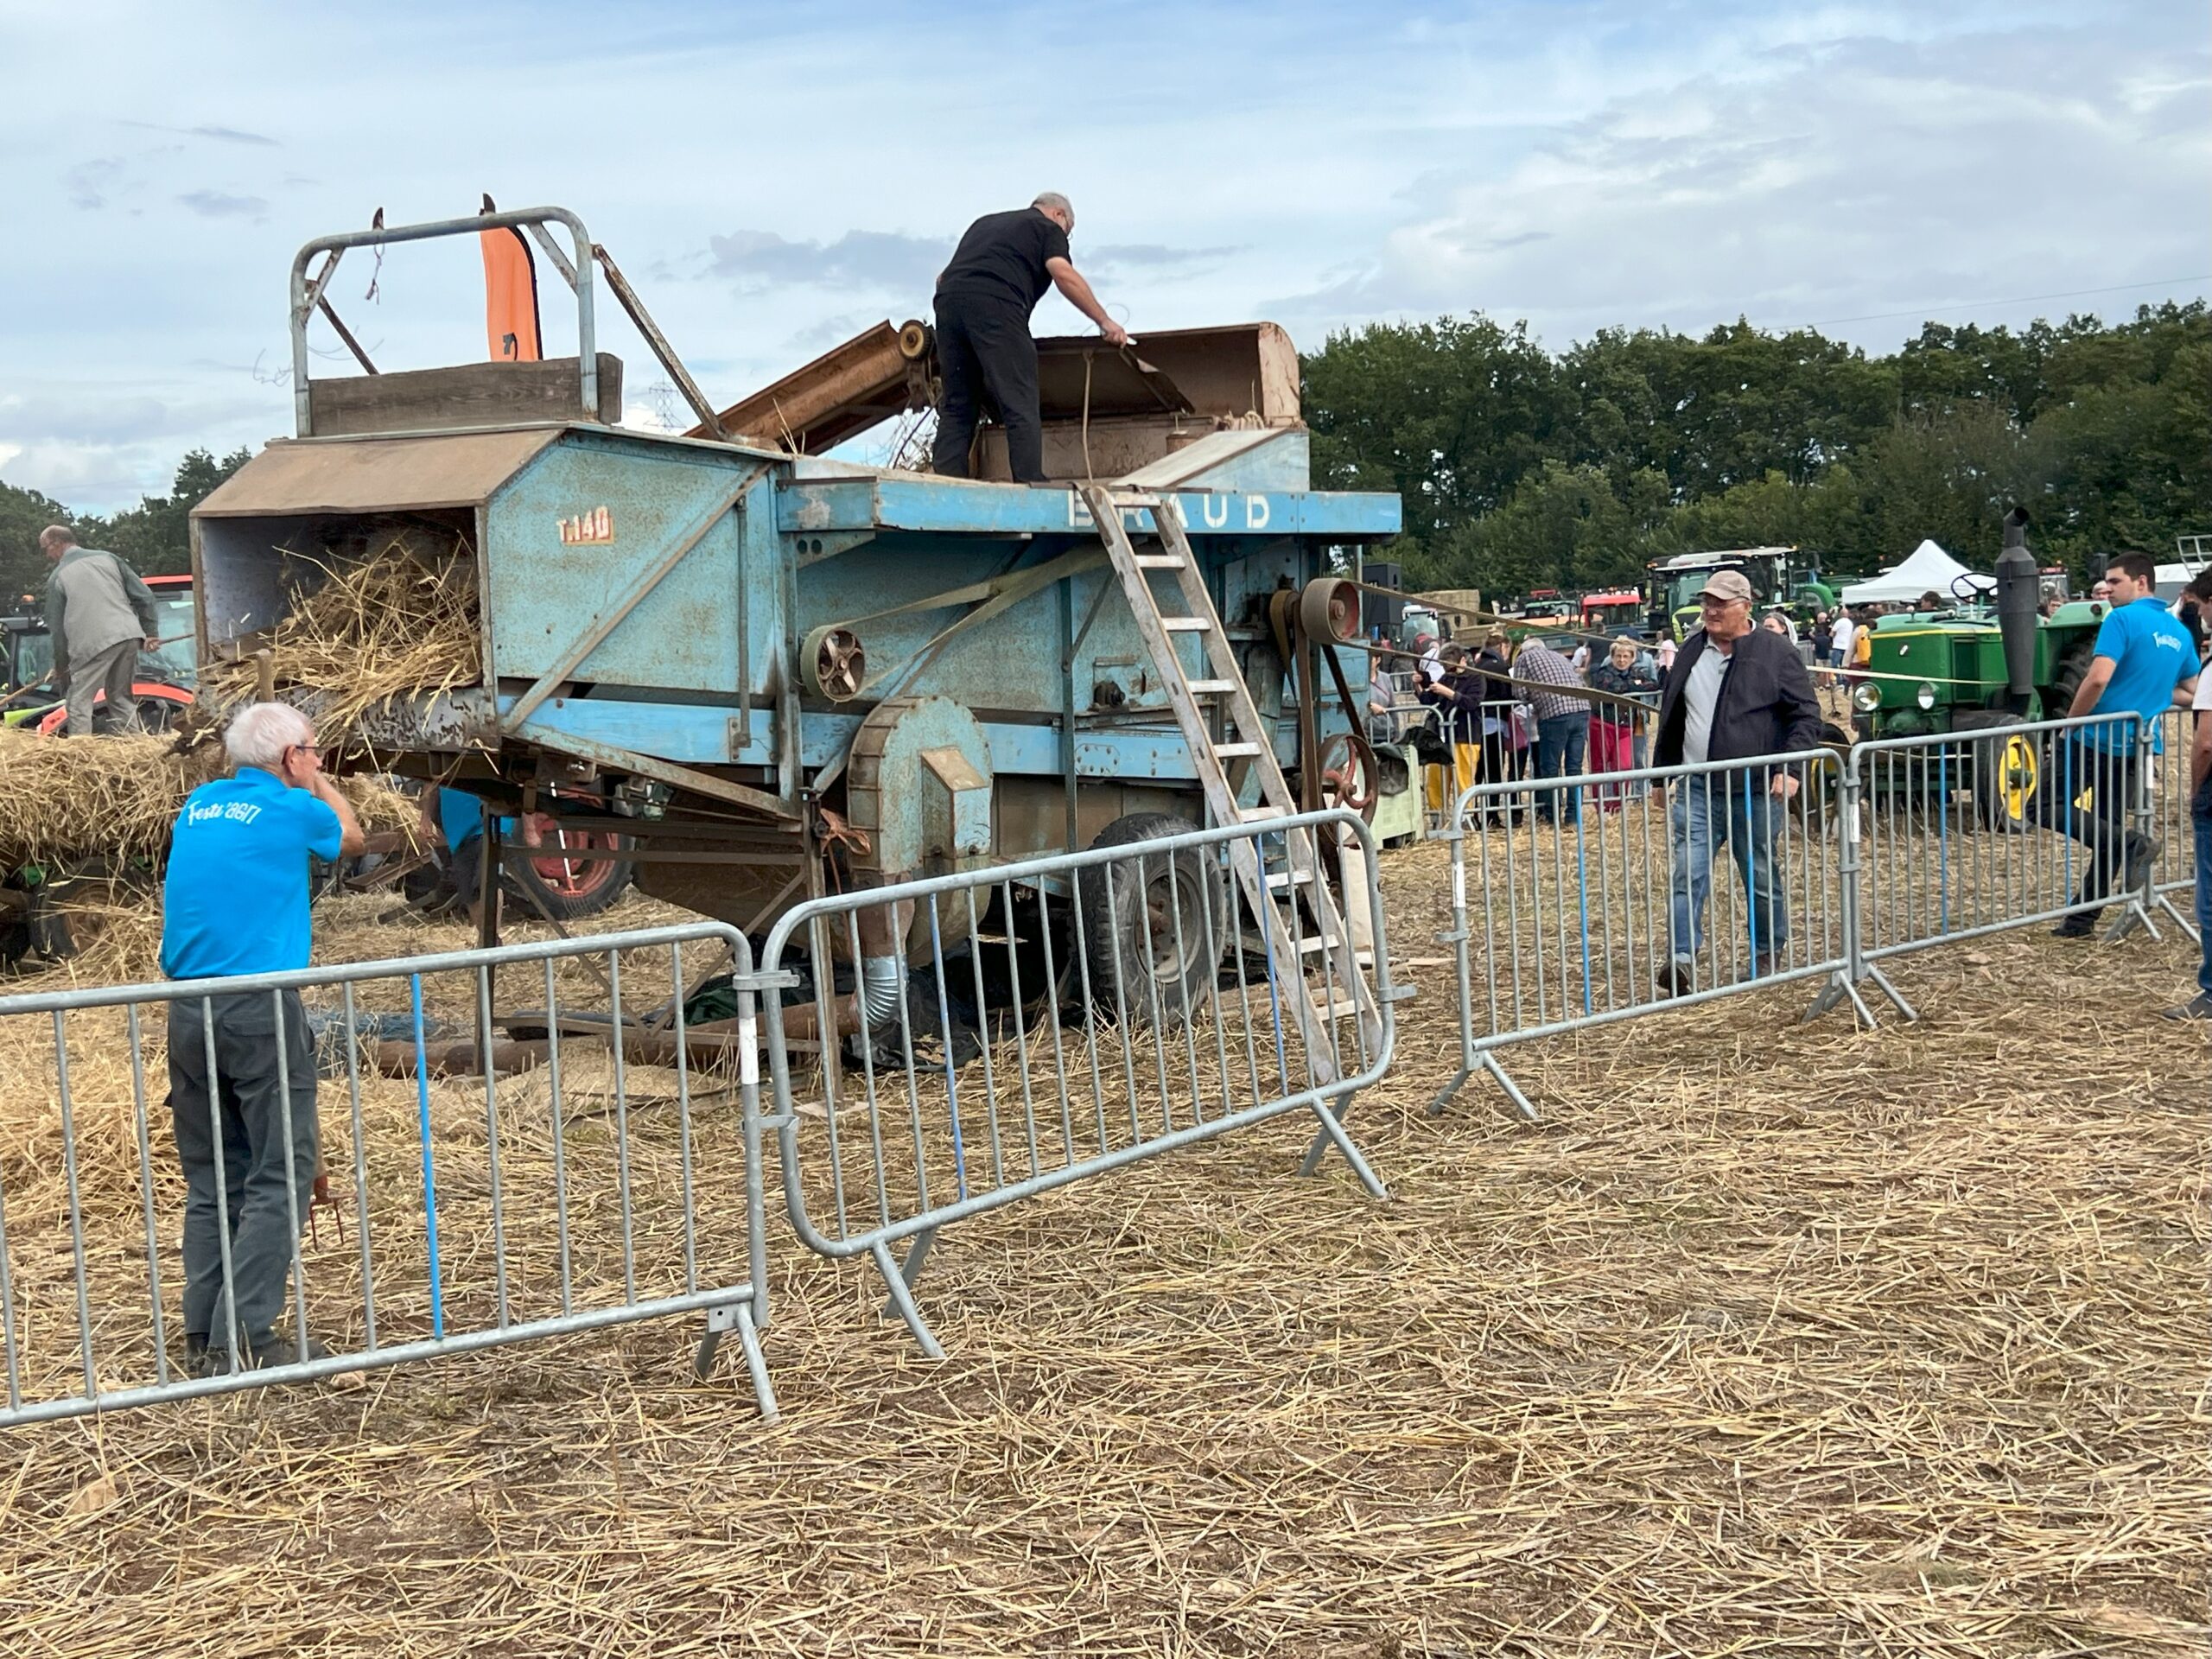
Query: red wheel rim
xmin=524 ymin=814 xmax=623 ymax=898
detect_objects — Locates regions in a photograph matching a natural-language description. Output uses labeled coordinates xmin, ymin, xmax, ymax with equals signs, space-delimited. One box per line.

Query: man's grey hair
xmin=37 ymin=524 xmax=77 ymax=550
xmin=225 ymin=702 xmax=315 ymax=772
xmin=1032 ymin=191 xmax=1073 ymax=227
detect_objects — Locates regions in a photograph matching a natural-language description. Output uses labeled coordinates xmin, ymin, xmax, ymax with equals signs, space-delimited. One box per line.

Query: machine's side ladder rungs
xmin=1081 ymin=483 xmax=1382 ymax=1077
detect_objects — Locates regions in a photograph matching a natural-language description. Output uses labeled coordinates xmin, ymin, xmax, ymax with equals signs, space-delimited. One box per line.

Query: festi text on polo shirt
xmin=2086 ymin=597 xmax=2197 ymax=753
xmin=161 ymin=767 xmax=344 ymax=980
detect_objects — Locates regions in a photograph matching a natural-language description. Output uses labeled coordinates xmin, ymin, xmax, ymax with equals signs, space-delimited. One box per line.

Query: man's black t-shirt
xmin=936 ymin=209 xmax=1071 ymax=312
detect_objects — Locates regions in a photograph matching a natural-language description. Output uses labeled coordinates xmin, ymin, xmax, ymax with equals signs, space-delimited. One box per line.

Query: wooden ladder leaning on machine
xmin=1077 ymin=482 xmax=1387 ymax=1098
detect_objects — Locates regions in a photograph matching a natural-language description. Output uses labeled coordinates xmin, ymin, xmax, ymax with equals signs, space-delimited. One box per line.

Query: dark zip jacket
xmin=1652 ymin=626 xmax=1823 ymax=767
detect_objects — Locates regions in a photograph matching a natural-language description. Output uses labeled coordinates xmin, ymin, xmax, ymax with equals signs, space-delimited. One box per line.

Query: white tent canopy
xmin=1840 ymin=539 xmax=1991 ymax=606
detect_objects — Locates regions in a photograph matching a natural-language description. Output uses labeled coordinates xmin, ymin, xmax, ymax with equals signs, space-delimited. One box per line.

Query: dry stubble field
xmin=0 ymin=839 xmax=2204 ymax=1658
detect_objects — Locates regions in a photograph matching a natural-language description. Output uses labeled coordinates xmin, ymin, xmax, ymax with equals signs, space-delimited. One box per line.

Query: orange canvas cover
xmin=480 ymin=220 xmax=542 ymax=362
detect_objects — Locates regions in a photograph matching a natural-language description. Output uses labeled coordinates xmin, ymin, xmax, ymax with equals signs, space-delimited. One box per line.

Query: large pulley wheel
xmin=1315 ymin=730 xmax=1380 ymax=821
xmin=803 ymin=625 xmax=866 ymax=702
xmin=1299 ymin=576 xmax=1361 ymax=644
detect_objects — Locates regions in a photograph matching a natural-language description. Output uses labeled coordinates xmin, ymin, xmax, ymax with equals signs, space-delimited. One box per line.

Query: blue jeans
xmin=1669 ymin=772 xmax=1787 ymax=966
xmin=2195 ymin=807 xmax=2211 ymax=1001
xmin=1533 ymin=714 xmax=1586 ymax=824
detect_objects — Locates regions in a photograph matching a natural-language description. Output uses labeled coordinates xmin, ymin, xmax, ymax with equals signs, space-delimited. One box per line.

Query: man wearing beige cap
xmin=1650 ymin=569 xmax=1823 ymax=994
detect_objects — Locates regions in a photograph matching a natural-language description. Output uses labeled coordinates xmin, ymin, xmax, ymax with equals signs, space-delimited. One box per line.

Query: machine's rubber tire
xmin=507 ymin=816 xmax=633 ymax=920
xmin=2046 ymin=639 xmax=2096 ymax=725
xmin=1077 ymin=812 xmax=1224 ymax=1029
xmin=1955 ymin=709 xmax=2038 ymax=832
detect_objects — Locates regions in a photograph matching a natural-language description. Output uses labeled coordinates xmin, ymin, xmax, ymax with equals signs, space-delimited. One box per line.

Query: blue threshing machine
xmin=189 ymin=207 xmax=1402 ymax=995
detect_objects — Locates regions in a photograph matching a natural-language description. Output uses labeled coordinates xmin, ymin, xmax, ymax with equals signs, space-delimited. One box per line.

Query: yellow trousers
xmin=1425 ymin=742 xmax=1481 ymax=811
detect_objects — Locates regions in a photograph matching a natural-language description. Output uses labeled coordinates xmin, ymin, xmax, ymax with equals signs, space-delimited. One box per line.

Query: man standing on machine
xmin=930 ymin=193 xmax=1129 ymax=484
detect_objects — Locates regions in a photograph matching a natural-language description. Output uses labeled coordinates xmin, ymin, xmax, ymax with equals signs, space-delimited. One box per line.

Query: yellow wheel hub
xmin=2000 ymin=733 xmax=2037 ymax=824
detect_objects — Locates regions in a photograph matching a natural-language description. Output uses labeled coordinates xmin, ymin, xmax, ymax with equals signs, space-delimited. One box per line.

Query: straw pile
xmin=197 ymin=522 xmax=481 ymax=743
xmin=0 ymin=861 xmax=2202 ymax=1655
xmin=0 ymin=728 xmax=220 ymax=867
xmin=337 ymin=772 xmax=425 ymax=839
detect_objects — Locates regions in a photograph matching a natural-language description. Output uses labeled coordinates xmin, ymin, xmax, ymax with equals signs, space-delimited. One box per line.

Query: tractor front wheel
xmin=1955 ymin=710 xmax=2038 ymax=833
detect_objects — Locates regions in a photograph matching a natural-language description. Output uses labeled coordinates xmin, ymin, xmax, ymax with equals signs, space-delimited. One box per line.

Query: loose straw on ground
xmin=0 ymin=863 xmax=2199 ymax=1656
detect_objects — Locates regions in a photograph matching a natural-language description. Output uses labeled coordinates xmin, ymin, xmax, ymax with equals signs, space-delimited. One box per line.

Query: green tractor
xmin=1845 ymin=510 xmax=2106 ymax=830
xmin=1645 ymin=546 xmax=1837 ymax=639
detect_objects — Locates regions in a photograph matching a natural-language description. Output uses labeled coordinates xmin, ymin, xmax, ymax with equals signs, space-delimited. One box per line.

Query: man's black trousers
xmin=931 ymin=290 xmax=1045 ymax=483
xmin=2032 ymin=736 xmax=2141 ymax=922
xmin=167 ymin=988 xmax=320 ymax=1345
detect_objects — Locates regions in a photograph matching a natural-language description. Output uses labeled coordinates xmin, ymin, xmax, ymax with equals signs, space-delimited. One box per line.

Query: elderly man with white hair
xmin=931 ymin=192 xmax=1128 ymax=483
xmin=160 ymin=702 xmax=365 ymax=1376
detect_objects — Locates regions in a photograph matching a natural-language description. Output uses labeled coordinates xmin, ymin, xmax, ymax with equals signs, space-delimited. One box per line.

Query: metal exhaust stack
xmin=1993 ymin=506 xmax=2038 ymax=714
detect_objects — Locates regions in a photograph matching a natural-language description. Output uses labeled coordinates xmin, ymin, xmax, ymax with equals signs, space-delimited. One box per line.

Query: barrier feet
xmin=876 ymin=1226 xmax=938 ymax=1323
xmin=2155 ymin=893 xmax=2201 ymax=945
xmin=1294 ymin=1096 xmax=1389 ymax=1197
xmin=1426 ymin=1065 xmax=1472 ymax=1118
xmin=871 ymin=1237 xmax=945 ymax=1359
xmin=1479 ymin=1052 xmax=1541 ymax=1123
xmin=695 ymin=1300 xmax=780 ymax=1424
xmin=1422 ymin=1052 xmax=1539 ymax=1124
xmin=2104 ymin=898 xmax=2162 ymax=946
xmin=1860 ymin=963 xmax=1917 ymax=1022
xmin=1804 ymin=970 xmax=1873 ymax=1028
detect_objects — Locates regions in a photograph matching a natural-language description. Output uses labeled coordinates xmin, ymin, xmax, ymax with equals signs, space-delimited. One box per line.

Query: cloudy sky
xmin=3 ymin=0 xmax=2204 ymax=512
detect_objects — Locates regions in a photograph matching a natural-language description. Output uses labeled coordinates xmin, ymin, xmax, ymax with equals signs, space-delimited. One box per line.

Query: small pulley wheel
xmin=1299 ymin=577 xmax=1361 ymax=644
xmin=803 ymin=625 xmax=866 ymax=702
xmin=1315 ymin=730 xmax=1380 ymax=822
xmin=897 ymin=320 xmax=933 ymax=360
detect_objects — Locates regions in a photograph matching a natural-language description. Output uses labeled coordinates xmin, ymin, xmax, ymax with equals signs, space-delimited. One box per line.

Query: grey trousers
xmin=167 ymin=989 xmax=320 ymax=1342
xmin=62 ymin=637 xmax=140 ymax=734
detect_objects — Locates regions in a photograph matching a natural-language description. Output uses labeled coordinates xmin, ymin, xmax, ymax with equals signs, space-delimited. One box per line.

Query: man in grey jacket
xmin=39 ymin=524 xmax=157 ymax=735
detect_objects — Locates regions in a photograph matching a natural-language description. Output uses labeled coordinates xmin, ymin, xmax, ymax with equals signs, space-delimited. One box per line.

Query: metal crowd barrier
xmin=1428 ymin=708 xmax=2200 ymax=1122
xmin=0 ymin=923 xmax=777 ymax=1426
xmin=2137 ymin=706 xmax=2202 ymax=944
xmin=753 ymin=810 xmax=1395 ymax=1358
xmin=1846 ymin=712 xmax=2150 ymax=1000
xmin=1430 ymin=747 xmax=1851 ymax=1120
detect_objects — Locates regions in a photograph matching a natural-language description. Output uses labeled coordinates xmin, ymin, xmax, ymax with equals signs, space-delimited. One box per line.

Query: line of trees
xmin=0 ymin=448 xmax=251 ymax=607
xmin=1302 ymin=302 xmax=2209 ymax=595
xmin=3 ymin=300 xmax=2204 ymax=610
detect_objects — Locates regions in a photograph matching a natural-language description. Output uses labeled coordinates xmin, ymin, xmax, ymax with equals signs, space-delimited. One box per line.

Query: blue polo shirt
xmin=2084 ymin=597 xmax=2197 ymax=753
xmin=161 ymin=768 xmax=344 ymax=980
xmin=435 ymin=786 xmax=484 ymax=853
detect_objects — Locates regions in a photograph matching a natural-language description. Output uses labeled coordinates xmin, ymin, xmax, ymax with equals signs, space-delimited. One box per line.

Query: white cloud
xmin=0 ymin=0 xmax=2202 ymax=511
xmin=176 ymin=189 xmax=270 ymax=220
xmin=1262 ymin=13 xmax=2210 ymax=351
